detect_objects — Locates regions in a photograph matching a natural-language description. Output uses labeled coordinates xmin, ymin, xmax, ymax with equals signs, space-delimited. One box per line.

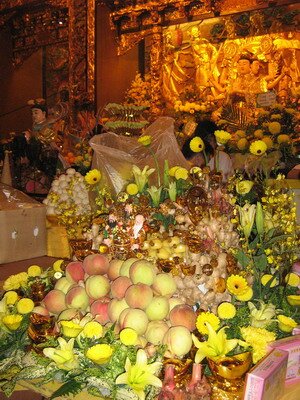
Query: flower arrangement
xmin=63 ymin=142 xmax=93 ymax=175
xmin=220 ymin=103 xmax=299 ymax=176
xmin=43 ymin=168 xmax=92 ymax=238
xmin=125 ymin=73 xmax=152 ymax=108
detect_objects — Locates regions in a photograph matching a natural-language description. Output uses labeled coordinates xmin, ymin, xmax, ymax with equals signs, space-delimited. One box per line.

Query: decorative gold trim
xmin=87 ymin=0 xmax=96 ymax=103
xmin=68 ymin=0 xmax=96 ymax=110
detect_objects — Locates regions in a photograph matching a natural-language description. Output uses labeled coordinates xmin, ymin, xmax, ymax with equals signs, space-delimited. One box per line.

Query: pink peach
xmin=82 ymin=254 xmax=109 ymax=276
xmin=65 ymin=286 xmax=89 ymax=311
xmin=111 ymin=276 xmax=132 ymax=299
xmin=85 ymin=275 xmax=110 ymax=299
xmin=65 ymin=261 xmax=85 ymax=283
xmin=107 ymin=259 xmax=124 ymax=280
xmin=32 ymin=306 xmax=50 ymax=316
xmin=125 ymin=283 xmax=153 ymax=310
xmin=107 ymin=298 xmax=128 ymax=323
xmin=58 ymin=308 xmax=82 ymax=321
xmin=119 ymin=258 xmax=138 ymax=278
xmin=169 ymin=304 xmax=196 ymax=332
xmin=129 ymin=259 xmax=156 ymax=285
xmin=43 ymin=289 xmax=66 ymax=315
xmin=119 ymin=308 xmax=149 ymax=335
xmin=90 ymin=300 xmax=110 ymax=324
xmin=55 ymin=277 xmax=74 ymax=294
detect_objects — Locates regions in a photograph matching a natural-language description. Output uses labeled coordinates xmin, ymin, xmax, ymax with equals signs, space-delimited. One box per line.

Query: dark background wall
xmin=0 ymin=3 xmax=139 ymax=137
xmin=0 ymin=29 xmax=43 ymax=137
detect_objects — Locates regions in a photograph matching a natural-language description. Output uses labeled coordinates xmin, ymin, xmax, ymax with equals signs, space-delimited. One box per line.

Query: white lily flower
xmin=147 ymin=186 xmax=162 ymax=207
xmin=132 ymin=165 xmax=155 ymax=193
xmin=248 ymin=300 xmax=276 ymax=328
xmin=43 ymin=337 xmax=78 ymax=371
xmin=166 ymin=181 xmax=177 ymax=202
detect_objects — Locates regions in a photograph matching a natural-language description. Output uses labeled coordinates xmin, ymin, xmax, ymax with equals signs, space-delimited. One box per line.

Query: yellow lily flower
xmin=287 ymin=295 xmax=300 ymax=306
xmin=192 ymin=322 xmax=248 ymax=363
xmin=115 ymin=349 xmax=162 ymax=400
xmin=43 ymin=337 xmax=78 ymax=371
xmin=132 ymin=165 xmax=155 ymax=193
xmin=237 ymin=203 xmax=256 ymax=239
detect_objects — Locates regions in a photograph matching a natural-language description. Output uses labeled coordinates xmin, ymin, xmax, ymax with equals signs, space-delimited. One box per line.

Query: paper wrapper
xmin=90 ymin=117 xmax=189 ymax=196
xmin=0 ymin=183 xmax=46 ymax=263
xmin=46 ymin=216 xmax=71 ymax=259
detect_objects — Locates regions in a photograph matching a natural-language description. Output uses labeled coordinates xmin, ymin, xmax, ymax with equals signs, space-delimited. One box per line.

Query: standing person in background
xmin=181 ymin=119 xmax=233 ymax=182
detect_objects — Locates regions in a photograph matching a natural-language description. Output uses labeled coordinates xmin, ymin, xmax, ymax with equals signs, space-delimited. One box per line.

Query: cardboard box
xmin=0 ymin=184 xmax=46 ymax=263
xmin=243 ymin=349 xmax=288 ymax=400
xmin=267 ymin=335 xmax=300 ymax=385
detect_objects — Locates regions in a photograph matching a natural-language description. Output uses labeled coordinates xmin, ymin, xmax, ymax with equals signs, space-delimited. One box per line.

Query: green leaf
xmin=253 ymin=254 xmax=268 ymax=271
xmin=249 ymin=235 xmax=260 ymax=250
xmin=235 ymin=249 xmax=251 ymax=268
xmin=50 ymin=379 xmax=82 ymax=399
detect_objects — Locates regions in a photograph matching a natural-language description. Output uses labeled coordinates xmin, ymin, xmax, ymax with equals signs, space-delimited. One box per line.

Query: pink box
xmin=267 ymin=335 xmax=300 ymax=384
xmin=292 ymin=326 xmax=300 ymax=335
xmin=243 ymin=349 xmax=288 ymax=400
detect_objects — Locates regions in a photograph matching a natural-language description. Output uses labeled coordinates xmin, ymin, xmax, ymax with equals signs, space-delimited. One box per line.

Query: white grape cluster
xmin=43 ymin=168 xmax=91 ymax=216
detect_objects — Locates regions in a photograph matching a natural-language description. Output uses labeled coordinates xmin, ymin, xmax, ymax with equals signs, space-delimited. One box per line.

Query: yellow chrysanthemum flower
xmin=226 ymin=275 xmax=249 ymax=296
xmin=236 ymin=287 xmax=253 ymax=302
xmin=27 ymin=265 xmax=42 ymax=277
xmin=285 ymin=273 xmax=300 ymax=287
xmin=126 ymin=183 xmax=139 ymax=196
xmin=3 ymin=272 xmax=28 ymax=291
xmin=241 ymin=326 xmax=276 ymax=363
xmin=261 ymin=274 xmax=278 ymax=287
xmin=169 ymin=166 xmax=180 ymax=177
xmin=214 ymin=130 xmax=231 ymax=145
xmin=261 ymin=136 xmax=273 ymax=149
xmin=277 ymin=315 xmax=297 ymax=333
xmin=277 ymin=134 xmax=290 ymax=144
xmin=120 ymin=328 xmax=138 ymax=346
xmin=82 ymin=321 xmax=103 ymax=338
xmin=236 ymin=180 xmax=254 ymax=195
xmin=86 ymin=344 xmax=113 ymax=364
xmin=268 ymin=121 xmax=281 ymax=135
xmin=138 ymin=135 xmax=152 ymax=147
xmin=60 ymin=320 xmax=84 ymax=338
xmin=196 ymin=311 xmax=220 ymax=335
xmin=254 ymin=129 xmax=264 ymax=139
xmin=190 ymin=137 xmax=205 ymax=153
xmin=237 ymin=138 xmax=248 ymax=151
xmin=53 ymin=259 xmax=65 ymax=272
xmin=17 ymin=298 xmax=35 ymax=314
xmin=217 ymin=302 xmax=236 ymax=319
xmin=249 ymin=140 xmax=267 ymax=156
xmin=4 ymin=291 xmax=19 ymax=305
xmin=85 ymin=169 xmax=101 ymax=185
xmin=2 ymin=314 xmax=23 ymax=331
xmin=174 ymin=167 xmax=188 ymax=180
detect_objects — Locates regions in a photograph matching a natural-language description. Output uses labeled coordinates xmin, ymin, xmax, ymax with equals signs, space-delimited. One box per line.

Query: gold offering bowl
xmin=207 ymin=352 xmax=252 ymax=396
xmin=69 ymin=238 xmax=93 ymax=261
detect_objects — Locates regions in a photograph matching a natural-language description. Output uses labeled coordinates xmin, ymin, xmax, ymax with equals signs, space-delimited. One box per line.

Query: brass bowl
xmin=208 ymin=352 xmax=252 ymax=380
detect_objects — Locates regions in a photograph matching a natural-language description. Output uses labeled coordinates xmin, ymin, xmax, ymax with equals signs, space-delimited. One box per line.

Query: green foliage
xmin=50 ymin=378 xmax=82 ymax=399
xmin=152 ymin=212 xmax=175 ymax=230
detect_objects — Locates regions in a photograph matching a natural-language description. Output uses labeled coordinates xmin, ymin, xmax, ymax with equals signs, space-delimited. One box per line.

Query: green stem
xmin=149 ymin=147 xmax=161 ymax=187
